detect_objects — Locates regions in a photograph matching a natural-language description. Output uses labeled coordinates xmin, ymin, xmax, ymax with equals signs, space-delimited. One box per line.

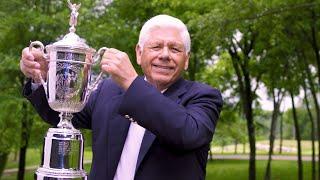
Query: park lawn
xmin=3 ymin=140 xmax=314 ymax=179
xmin=212 ymin=139 xmax=318 ymax=155
xmin=5 ymin=139 xmax=315 ymax=169
xmin=4 ymin=148 xmax=43 ymax=169
xmin=206 ymin=159 xmax=312 ymax=180
xmin=2 ymin=160 xmax=312 ymax=180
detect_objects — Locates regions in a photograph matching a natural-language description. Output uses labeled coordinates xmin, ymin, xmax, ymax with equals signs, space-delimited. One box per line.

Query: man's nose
xmin=159 ymin=47 xmax=170 ymax=60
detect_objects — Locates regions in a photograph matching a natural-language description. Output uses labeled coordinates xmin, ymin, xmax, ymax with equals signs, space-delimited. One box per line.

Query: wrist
xmin=31 ymin=80 xmax=41 ymax=91
xmin=123 ymin=74 xmax=138 ymax=90
xmin=32 ymin=78 xmax=40 ymax=84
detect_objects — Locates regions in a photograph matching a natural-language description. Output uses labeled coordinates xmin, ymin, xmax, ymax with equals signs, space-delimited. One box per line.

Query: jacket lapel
xmin=163 ymin=78 xmax=188 ymax=103
xmin=135 ymin=129 xmax=156 ymax=171
xmin=135 ymin=78 xmax=188 ymax=171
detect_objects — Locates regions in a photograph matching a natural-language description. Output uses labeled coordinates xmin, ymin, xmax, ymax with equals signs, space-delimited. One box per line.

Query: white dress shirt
xmin=113 ymin=122 xmax=145 ymax=180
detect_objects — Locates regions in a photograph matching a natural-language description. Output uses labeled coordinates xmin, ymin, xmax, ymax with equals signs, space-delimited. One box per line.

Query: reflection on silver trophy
xmin=29 ymin=0 xmax=107 ymax=179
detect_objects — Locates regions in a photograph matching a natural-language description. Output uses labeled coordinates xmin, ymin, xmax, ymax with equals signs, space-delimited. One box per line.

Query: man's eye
xmin=151 ymin=46 xmax=161 ymax=50
xmin=171 ymin=47 xmax=182 ymax=53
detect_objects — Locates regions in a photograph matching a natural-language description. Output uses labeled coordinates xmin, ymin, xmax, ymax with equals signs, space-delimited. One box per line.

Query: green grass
xmin=212 ymin=139 xmax=318 ymax=155
xmin=2 ymin=139 xmax=315 ymax=179
xmin=206 ymin=160 xmax=312 ymax=180
xmin=4 ymin=148 xmax=42 ymax=169
xmin=2 ymin=160 xmax=312 ymax=180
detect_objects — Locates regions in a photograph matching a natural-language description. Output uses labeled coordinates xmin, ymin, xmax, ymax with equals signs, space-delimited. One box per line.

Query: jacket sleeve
xmin=118 ymin=77 xmax=223 ymax=150
xmin=23 ymin=80 xmax=60 ymax=126
xmin=23 ymin=79 xmax=101 ymax=129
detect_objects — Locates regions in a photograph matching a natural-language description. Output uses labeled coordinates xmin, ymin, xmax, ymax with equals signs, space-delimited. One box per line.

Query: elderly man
xmin=20 ymin=14 xmax=223 ymax=180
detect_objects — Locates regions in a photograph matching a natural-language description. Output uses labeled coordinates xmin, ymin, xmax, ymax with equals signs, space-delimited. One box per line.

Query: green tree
xmin=197 ymin=1 xmax=274 ymax=178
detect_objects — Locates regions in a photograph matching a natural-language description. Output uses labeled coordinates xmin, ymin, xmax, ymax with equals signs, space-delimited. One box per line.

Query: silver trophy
xmin=29 ymin=1 xmax=107 ymax=179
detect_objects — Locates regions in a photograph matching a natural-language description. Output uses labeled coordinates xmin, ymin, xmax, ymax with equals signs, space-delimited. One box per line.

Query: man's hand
xmin=20 ymin=47 xmax=48 ymax=83
xmin=100 ymin=48 xmax=138 ymax=90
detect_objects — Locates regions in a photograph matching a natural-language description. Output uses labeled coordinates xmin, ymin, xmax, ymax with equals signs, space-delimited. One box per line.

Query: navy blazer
xmin=24 ymin=76 xmax=223 ymax=180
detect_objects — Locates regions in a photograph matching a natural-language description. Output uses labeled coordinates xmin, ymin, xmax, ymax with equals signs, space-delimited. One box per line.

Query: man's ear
xmin=135 ymin=44 xmax=142 ymax=65
xmin=184 ymin=52 xmax=190 ymax=70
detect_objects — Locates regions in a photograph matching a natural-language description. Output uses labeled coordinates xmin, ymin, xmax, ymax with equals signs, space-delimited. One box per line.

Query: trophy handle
xmin=88 ymin=47 xmax=108 ymax=92
xmin=29 ymin=41 xmax=48 ymax=95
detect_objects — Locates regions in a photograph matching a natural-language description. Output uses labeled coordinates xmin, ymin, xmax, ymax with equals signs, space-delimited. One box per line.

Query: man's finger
xmin=107 ymin=48 xmax=121 ymax=54
xmin=101 ymin=56 xmax=116 ymax=65
xmin=32 ymin=49 xmax=46 ymax=62
xmin=22 ymin=66 xmax=35 ymax=78
xmin=22 ymin=59 xmax=41 ymax=69
xmin=23 ymin=47 xmax=46 ymax=62
xmin=101 ymin=62 xmax=118 ymax=74
xmin=20 ymin=63 xmax=32 ymax=78
xmin=32 ymin=69 xmax=42 ymax=79
xmin=102 ymin=51 xmax=118 ymax=60
xmin=22 ymin=47 xmax=34 ymax=61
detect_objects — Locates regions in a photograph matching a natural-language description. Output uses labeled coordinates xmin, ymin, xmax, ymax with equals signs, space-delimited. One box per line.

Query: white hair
xmin=138 ymin=14 xmax=191 ymax=53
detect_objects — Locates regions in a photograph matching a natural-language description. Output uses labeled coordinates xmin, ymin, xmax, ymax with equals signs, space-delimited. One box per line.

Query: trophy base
xmin=35 ymin=167 xmax=87 ymax=180
xmin=36 ymin=127 xmax=87 ymax=180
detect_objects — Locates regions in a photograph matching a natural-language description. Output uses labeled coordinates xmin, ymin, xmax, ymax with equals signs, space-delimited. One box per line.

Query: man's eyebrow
xmin=168 ymin=42 xmax=184 ymax=47
xmin=147 ymin=40 xmax=162 ymax=44
xmin=171 ymin=42 xmax=184 ymax=46
xmin=146 ymin=40 xmax=184 ymax=47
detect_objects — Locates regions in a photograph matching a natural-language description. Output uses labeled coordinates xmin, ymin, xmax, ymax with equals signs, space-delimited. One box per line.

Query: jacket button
xmin=129 ymin=117 xmax=136 ymax=123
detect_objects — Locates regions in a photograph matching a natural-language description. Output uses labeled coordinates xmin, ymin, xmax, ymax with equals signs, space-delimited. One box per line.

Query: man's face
xmin=136 ymin=27 xmax=189 ymax=90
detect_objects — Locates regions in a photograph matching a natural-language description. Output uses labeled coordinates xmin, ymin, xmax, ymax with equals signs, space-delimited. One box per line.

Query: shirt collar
xmin=143 ymin=76 xmax=167 ymax=93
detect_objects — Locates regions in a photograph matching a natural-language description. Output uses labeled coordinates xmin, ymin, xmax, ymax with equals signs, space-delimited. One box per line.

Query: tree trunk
xmin=301 ymin=48 xmax=320 ymax=180
xmin=310 ymin=10 xmax=320 ymax=87
xmin=17 ymin=101 xmax=30 ymax=180
xmin=247 ymin=111 xmax=256 ymax=180
xmin=243 ymin=65 xmax=255 ymax=180
xmin=188 ymin=54 xmax=198 ymax=81
xmin=303 ymin=84 xmax=316 ymax=180
xmin=289 ymin=91 xmax=303 ymax=180
xmin=228 ymin=31 xmax=257 ymax=180
xmin=0 ymin=152 xmax=9 ymax=178
xmin=307 ymin=9 xmax=320 ymax=179
xmin=17 ymin=83 xmax=33 ymax=180
xmin=17 ymin=146 xmax=27 ymax=180
xmin=279 ymin=114 xmax=283 ymax=154
xmin=264 ymin=89 xmax=282 ymax=180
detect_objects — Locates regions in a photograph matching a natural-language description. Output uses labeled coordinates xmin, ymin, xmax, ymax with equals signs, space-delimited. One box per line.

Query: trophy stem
xmin=57 ymin=112 xmax=75 ymax=130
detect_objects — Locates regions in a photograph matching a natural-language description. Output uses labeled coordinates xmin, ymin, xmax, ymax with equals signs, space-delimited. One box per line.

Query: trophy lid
xmin=52 ymin=32 xmax=89 ymax=49
xmin=48 ymin=0 xmax=92 ymax=51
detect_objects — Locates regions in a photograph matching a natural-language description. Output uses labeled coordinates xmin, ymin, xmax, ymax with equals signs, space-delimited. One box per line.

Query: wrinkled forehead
xmin=145 ymin=26 xmax=185 ymax=46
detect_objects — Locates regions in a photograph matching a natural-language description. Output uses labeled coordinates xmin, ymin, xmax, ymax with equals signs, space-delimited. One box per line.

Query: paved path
xmin=211 ymin=154 xmax=318 ymax=161
xmin=3 ymin=155 xmax=317 ymax=176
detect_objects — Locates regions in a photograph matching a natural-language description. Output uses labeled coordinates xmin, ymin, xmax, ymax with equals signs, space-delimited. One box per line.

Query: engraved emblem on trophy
xmin=29 ymin=0 xmax=107 ymax=179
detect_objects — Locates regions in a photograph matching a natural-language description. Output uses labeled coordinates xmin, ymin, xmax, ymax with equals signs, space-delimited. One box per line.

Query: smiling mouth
xmin=152 ymin=64 xmax=174 ymax=70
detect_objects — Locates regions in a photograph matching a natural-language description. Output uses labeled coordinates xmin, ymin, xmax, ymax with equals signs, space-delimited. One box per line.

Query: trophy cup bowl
xmin=29 ymin=1 xmax=107 ymax=179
